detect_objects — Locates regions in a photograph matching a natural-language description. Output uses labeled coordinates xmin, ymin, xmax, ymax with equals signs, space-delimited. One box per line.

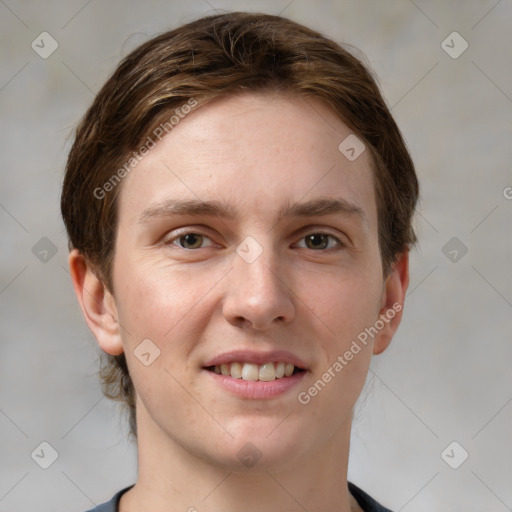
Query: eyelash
xmin=164 ymin=230 xmax=345 ymax=251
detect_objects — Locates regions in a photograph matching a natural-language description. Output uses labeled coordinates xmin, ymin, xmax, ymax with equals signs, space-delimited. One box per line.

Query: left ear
xmin=373 ymin=251 xmax=410 ymax=355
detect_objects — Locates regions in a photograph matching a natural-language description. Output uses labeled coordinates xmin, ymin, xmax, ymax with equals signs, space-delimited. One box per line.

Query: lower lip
xmin=204 ymin=369 xmax=307 ymax=399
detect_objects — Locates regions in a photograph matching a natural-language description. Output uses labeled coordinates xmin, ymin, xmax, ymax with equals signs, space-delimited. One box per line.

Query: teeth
xmin=212 ymin=362 xmax=300 ymax=381
xmin=241 ymin=363 xmax=259 ymax=381
xmin=259 ymin=363 xmax=276 ymax=381
xmin=230 ymin=361 xmax=242 ymax=379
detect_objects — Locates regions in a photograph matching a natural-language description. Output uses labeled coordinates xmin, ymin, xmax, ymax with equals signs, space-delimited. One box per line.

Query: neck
xmin=120 ymin=403 xmax=360 ymax=512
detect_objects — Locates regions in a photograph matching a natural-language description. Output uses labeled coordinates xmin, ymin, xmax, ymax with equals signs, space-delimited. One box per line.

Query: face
xmin=106 ymin=92 xmax=402 ymax=470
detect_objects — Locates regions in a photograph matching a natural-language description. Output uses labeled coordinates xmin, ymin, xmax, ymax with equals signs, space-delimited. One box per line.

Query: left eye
xmin=171 ymin=233 xmax=214 ymax=249
xmin=296 ymin=233 xmax=341 ymax=250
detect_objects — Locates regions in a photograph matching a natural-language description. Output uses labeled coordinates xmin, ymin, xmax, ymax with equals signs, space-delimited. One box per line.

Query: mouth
xmin=204 ymin=361 xmax=306 ymax=382
xmin=202 ymin=351 xmax=308 ymax=399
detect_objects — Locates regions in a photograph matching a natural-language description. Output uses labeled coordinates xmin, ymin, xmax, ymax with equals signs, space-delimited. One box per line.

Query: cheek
xmin=114 ymin=254 xmax=187 ymax=330
xmin=113 ymin=263 xmax=207 ymax=413
xmin=296 ymin=274 xmax=379 ymax=420
xmin=115 ymin=272 xmax=173 ymax=342
xmin=112 ymin=254 xmax=225 ymax=370
xmin=297 ymin=262 xmax=383 ymax=342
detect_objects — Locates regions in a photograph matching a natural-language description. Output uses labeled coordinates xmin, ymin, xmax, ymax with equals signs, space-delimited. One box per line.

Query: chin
xmin=209 ymin=422 xmax=309 ymax=472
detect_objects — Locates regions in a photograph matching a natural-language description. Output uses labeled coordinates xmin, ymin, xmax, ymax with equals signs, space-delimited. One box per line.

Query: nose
xmin=222 ymin=243 xmax=296 ymax=330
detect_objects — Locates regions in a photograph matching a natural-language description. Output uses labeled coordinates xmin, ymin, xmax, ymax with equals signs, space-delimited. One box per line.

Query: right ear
xmin=68 ymin=248 xmax=124 ymax=355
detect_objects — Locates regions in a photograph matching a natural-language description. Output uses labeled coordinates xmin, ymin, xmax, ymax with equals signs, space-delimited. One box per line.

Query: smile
xmin=206 ymin=362 xmax=303 ymax=381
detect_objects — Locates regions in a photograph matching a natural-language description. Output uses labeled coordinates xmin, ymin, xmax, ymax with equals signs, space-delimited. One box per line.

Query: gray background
xmin=1 ymin=0 xmax=511 ymax=511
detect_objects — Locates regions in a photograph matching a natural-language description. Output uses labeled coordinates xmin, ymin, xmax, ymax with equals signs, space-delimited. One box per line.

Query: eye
xmin=295 ymin=233 xmax=343 ymax=251
xmin=168 ymin=232 xmax=214 ymax=249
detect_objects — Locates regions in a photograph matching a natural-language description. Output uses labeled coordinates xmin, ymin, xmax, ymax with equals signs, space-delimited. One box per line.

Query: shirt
xmin=84 ymin=481 xmax=393 ymax=511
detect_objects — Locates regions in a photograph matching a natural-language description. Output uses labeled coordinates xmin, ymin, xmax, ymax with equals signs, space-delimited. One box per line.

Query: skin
xmin=69 ymin=92 xmax=409 ymax=512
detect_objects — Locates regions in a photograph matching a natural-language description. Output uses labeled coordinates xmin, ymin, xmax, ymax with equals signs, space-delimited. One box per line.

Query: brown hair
xmin=61 ymin=11 xmax=419 ymax=437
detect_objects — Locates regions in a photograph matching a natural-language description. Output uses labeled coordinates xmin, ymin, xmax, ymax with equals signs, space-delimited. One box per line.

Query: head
xmin=61 ymin=11 xmax=418 ymax=459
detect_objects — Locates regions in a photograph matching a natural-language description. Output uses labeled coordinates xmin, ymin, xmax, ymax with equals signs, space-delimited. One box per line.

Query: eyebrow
xmin=138 ymin=197 xmax=368 ymax=226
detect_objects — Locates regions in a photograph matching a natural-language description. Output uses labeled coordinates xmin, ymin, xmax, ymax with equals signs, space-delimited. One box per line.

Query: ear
xmin=373 ymin=251 xmax=410 ymax=355
xmin=68 ymin=248 xmax=124 ymax=355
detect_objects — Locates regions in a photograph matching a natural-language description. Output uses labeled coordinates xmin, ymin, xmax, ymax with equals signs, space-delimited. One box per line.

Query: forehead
xmin=117 ymin=92 xmax=377 ymax=230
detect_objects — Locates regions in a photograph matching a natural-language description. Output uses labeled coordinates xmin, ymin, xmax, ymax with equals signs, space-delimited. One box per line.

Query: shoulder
xmin=85 ymin=482 xmax=392 ymax=512
xmin=348 ymin=481 xmax=394 ymax=512
xmin=82 ymin=485 xmax=134 ymax=512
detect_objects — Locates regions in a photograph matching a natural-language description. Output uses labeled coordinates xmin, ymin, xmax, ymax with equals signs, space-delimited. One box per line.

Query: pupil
xmin=182 ymin=234 xmax=201 ymax=248
xmin=307 ymin=234 xmax=327 ymax=249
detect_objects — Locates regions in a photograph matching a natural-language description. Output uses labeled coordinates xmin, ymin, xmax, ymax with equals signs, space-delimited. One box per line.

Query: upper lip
xmin=203 ymin=350 xmax=308 ymax=370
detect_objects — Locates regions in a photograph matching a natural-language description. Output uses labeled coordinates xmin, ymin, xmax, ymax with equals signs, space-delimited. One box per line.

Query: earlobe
xmin=68 ymin=248 xmax=124 ymax=356
xmin=373 ymin=251 xmax=410 ymax=355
